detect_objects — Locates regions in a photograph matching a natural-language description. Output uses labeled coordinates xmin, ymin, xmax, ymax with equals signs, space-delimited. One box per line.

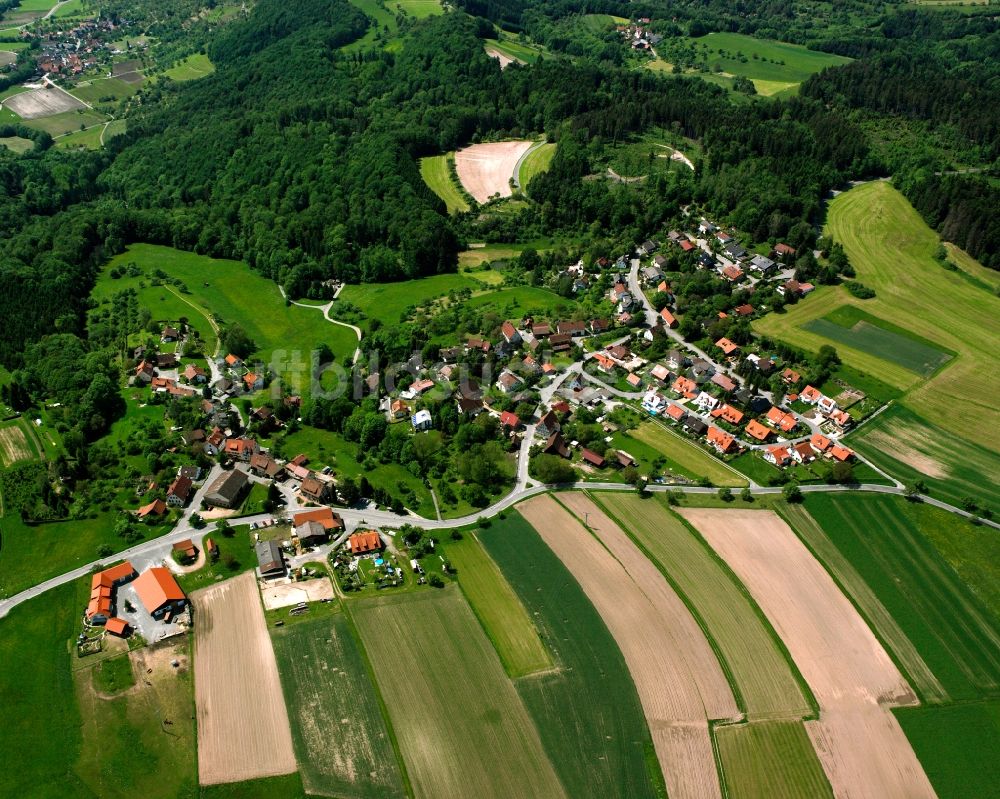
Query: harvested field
xmin=679 ymin=508 xmax=935 ymax=799
xmin=521 ymin=494 xmax=734 ymax=799
xmin=192 ymin=572 xmax=296 ymax=786
xmin=4 ymin=86 xmax=86 ymax=118
xmin=454 ymin=140 xmax=533 ymax=203
xmin=485 ymin=44 xmax=516 ymax=68
xmin=353 ymin=588 xmax=565 ymax=799
xmin=598 ymin=493 xmax=813 ymax=720
xmin=271 ymin=611 xmax=405 ymax=799
xmin=259 ymin=576 xmax=334 ymax=610
xmin=0 ymin=420 xmax=36 ymax=466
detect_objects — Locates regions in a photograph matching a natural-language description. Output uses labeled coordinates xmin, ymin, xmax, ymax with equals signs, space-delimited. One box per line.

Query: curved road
xmin=280 ymin=286 xmax=363 ymax=363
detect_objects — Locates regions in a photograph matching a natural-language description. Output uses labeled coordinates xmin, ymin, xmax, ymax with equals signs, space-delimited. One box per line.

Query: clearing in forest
xmin=679 ymin=508 xmax=935 ymax=799
xmin=454 ymin=140 xmax=533 ymax=203
xmin=521 ymin=493 xmax=736 ymax=799
xmin=352 ymin=588 xmax=565 ymax=799
xmin=192 ymin=573 xmax=296 ymax=786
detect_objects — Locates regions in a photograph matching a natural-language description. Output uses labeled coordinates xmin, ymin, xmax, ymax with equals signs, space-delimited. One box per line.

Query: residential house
xmin=549 ymin=333 xmax=572 ymax=352
xmin=606 ymin=344 xmax=632 ymax=362
xmin=733 ymin=388 xmax=771 ymax=414
xmin=411 ymin=409 xmax=433 ymax=431
xmin=133 ymin=567 xmax=187 ymax=620
xmin=594 ymin=353 xmax=616 ymax=374
xmin=665 ymin=349 xmax=689 ymax=371
xmin=166 ymin=475 xmax=193 ymax=508
xmin=682 ymin=416 xmax=708 ymax=435
xmin=715 ymin=337 xmax=740 ymax=357
xmin=817 ymin=395 xmax=839 ymax=415
xmin=255 ymin=540 xmax=286 ymax=578
xmin=672 ymin=375 xmax=697 ymax=395
xmin=349 ymin=530 xmax=383 ymax=556
xmin=243 ymin=372 xmax=264 ymax=392
xmin=213 ymin=377 xmax=234 ymax=395
xmin=501 ymin=321 xmax=521 ymax=345
xmin=203 ymin=469 xmax=250 ymax=508
xmin=764 ymin=445 xmax=792 ymax=467
xmin=86 ymin=562 xmax=137 ymax=624
xmin=439 ymin=346 xmax=461 ymax=363
xmin=626 ymin=372 xmax=642 ymax=389
xmin=781 ymin=368 xmax=801 ymax=385
xmin=182 ymin=429 xmax=206 ymax=447
xmin=791 ymin=441 xmax=815 ymax=464
xmin=249 ymin=453 xmax=283 ymax=479
xmin=157 ymin=353 xmax=177 ymax=369
xmin=557 ymin=320 xmax=587 ymax=337
xmin=679 ymin=239 xmax=695 ymax=252
xmin=749 ymin=254 xmax=777 ymax=275
xmin=711 ymin=373 xmax=738 ymax=393
xmin=151 ymin=377 xmax=176 ymax=391
xmin=285 ymin=462 xmax=310 ymax=482
xmin=724 ymin=243 xmax=747 ymax=260
xmin=694 ymin=391 xmax=719 ymax=413
xmin=766 ymin=407 xmax=798 ymax=433
xmin=722 ymin=264 xmax=744 ymax=282
xmin=745 ymin=419 xmax=772 ymax=441
xmin=532 ymin=323 xmax=552 ymax=338
xmin=650 ymin=364 xmax=671 ymax=384
xmin=690 ymin=359 xmax=715 ymax=383
xmin=500 ymin=411 xmax=520 ymax=430
xmin=224 ymin=437 xmax=258 ymax=461
xmin=581 ymin=448 xmax=606 ymax=468
xmin=456 ymin=397 xmax=484 ymax=417
xmin=294 ymin=521 xmax=329 ymax=548
xmin=542 ymin=432 xmax=571 ymax=459
xmin=496 ymin=370 xmax=523 ymax=394
xmin=641 ymin=265 xmax=664 ymax=283
xmin=161 ymin=325 xmax=179 ymax=342
xmin=800 ymin=385 xmax=823 ymax=404
xmin=640 ymin=239 xmax=658 ymax=254
xmin=653 ymin=254 xmax=668 ymax=270
xmin=135 ymin=360 xmax=155 ymax=384
xmin=390 ymin=399 xmax=409 ymax=420
xmin=665 ymin=404 xmax=687 ymax=423
xmin=183 ymin=364 xmax=208 ymax=384
xmin=466 ymin=338 xmax=491 ymax=354
xmin=205 ymin=427 xmax=225 ymax=455
xmin=707 ymin=426 xmax=738 ymax=454
xmin=301 ymin=474 xmax=334 ymax=503
xmin=589 ymin=319 xmax=609 ymax=334
xmin=173 ymin=539 xmax=197 ymax=562
xmin=537 ymin=410 xmax=560 ymax=438
xmin=773 ymin=242 xmax=797 ymax=259
xmin=660 ymin=308 xmax=677 ymax=328
xmin=734 ymin=304 xmax=755 ymax=317
xmin=292 ymin=508 xmax=344 ymax=542
xmin=136 ymin=498 xmax=167 ymax=519
xmin=224 ymin=353 xmax=242 ymax=370
xmin=830 ymin=445 xmax=854 ymax=462
xmin=521 ymin=355 xmax=540 ymax=375
xmin=828 ymin=409 xmax=853 ymax=433
xmin=810 ymin=433 xmax=832 ymax=454
xmin=711 ymin=404 xmax=745 ymax=425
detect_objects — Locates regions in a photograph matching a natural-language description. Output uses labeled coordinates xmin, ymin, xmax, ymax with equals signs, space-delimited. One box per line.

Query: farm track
xmin=280 ymin=287 xmax=362 ymax=363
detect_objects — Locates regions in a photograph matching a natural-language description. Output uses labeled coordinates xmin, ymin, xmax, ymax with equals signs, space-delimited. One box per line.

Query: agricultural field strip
xmin=521 ymin=493 xmax=734 ymax=799
xmin=351 ymin=588 xmax=566 ymax=799
xmin=454 ymin=140 xmax=533 ymax=203
xmin=191 ymin=572 xmax=296 ymax=785
xmin=596 ymin=492 xmax=814 ymax=720
xmin=631 ymin=421 xmax=747 ymax=487
xmin=270 ymin=612 xmax=406 ymax=799
xmin=419 ymin=154 xmax=470 ymax=214
xmin=803 ymin=317 xmax=952 ymax=377
xmin=445 ymin=533 xmax=552 ymax=677
xmin=779 ymin=503 xmax=947 ymax=703
xmin=0 ymin=419 xmax=37 ymax=466
xmin=679 ymin=508 xmax=935 ymax=799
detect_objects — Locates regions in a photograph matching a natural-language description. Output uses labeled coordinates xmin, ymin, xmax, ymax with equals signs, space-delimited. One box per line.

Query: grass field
xmin=480 ymin=511 xmax=666 ymax=799
xmin=795 ymin=494 xmax=1000 ymax=702
xmin=715 ymin=720 xmax=834 ymax=799
xmin=352 ymin=588 xmax=566 ymax=799
xmin=0 ymin=134 xmax=33 ymax=152
xmin=74 ymin=641 xmax=198 ymax=799
xmin=517 ymin=141 xmax=556 ymax=189
xmin=55 ymin=122 xmax=111 ymax=150
xmin=96 ymin=244 xmax=360 ymax=376
xmin=0 ymin=580 xmax=89 ymax=799
xmin=22 ymin=109 xmax=107 ymax=137
xmin=271 ymin=610 xmax=405 ymax=799
xmin=848 ymin=405 xmax=1000 ymax=513
xmin=596 ymin=493 xmax=813 ymax=720
xmin=419 ymin=154 xmax=470 ymax=213
xmin=690 ymin=32 xmax=851 ymax=93
xmin=463 ymin=285 xmax=572 ymax=318
xmin=804 ymin=305 xmax=953 ymax=377
xmin=444 ymin=532 xmax=551 ymax=677
xmin=895 ymin=699 xmax=1000 ymax=799
xmin=163 ymin=52 xmax=214 ymax=81
xmin=630 ymin=421 xmax=747 ymax=486
xmin=755 ymin=182 xmax=1000 ymax=453
xmin=487 ymin=35 xmax=546 ymax=65
xmin=387 ymin=0 xmax=442 ymax=18
xmin=69 ymin=77 xmax=140 ymax=104
xmin=0 ymin=417 xmax=39 ymax=466
xmin=200 ymin=774 xmax=307 ymax=799
xmin=344 ymin=0 xmax=399 ymax=52
xmin=339 ymin=272 xmax=476 ymax=325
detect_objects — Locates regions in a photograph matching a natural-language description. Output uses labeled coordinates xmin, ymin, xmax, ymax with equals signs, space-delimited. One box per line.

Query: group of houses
xmin=85 ymin=561 xmax=187 ymax=637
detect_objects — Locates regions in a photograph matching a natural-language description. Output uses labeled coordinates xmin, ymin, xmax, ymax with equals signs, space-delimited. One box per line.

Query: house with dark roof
xmin=203 ymin=469 xmax=250 ymax=508
xmin=255 ymin=540 xmax=286 ymax=578
xmin=166 ymin=475 xmax=193 ymax=507
xmin=301 ymin=474 xmax=334 ymax=504
xmin=542 ymin=432 xmax=571 ymax=459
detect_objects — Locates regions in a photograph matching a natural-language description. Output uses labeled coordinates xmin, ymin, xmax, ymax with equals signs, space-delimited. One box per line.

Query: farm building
xmin=292 ymin=507 xmax=344 ymax=533
xmin=349 ymin=531 xmax=383 ymax=556
xmin=105 ymin=617 xmax=130 ymax=638
xmin=136 ymin=498 xmax=167 ymax=519
xmin=581 ymin=448 xmax=606 ymax=468
xmin=255 ymin=540 xmax=286 ymax=578
xmin=173 ymin=539 xmax=198 ymax=562
xmin=133 ymin=567 xmax=187 ymax=620
xmin=86 ymin=561 xmax=137 ymax=624
xmin=294 ymin=521 xmax=329 ymax=548
xmin=204 ymin=469 xmax=250 ymax=508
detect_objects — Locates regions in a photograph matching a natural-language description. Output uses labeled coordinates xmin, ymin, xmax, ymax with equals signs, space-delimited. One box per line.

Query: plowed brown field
xmin=454 ymin=140 xmax=533 ymax=202
xmin=192 ymin=572 xmax=296 ymax=786
xmin=520 ymin=494 xmax=735 ymax=799
xmin=679 ymin=508 xmax=935 ymax=799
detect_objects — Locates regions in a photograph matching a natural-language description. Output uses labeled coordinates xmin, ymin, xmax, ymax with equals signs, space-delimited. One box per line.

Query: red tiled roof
xmin=105 ymin=618 xmax=129 ymax=637
xmin=500 ymin=411 xmax=520 ymax=428
xmin=581 ymin=448 xmax=606 ymax=467
xmin=293 ymin=507 xmax=344 ymax=531
xmin=349 ymin=531 xmax=382 ymax=555
xmin=707 ymin=426 xmax=737 ymax=453
xmin=133 ymin=567 xmax=186 ymax=614
xmin=711 ymin=404 xmax=744 ymax=425
xmin=745 ymin=420 xmax=771 ymax=441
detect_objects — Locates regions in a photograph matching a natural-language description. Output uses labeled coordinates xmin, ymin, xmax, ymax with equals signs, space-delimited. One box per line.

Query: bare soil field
xmin=0 ymin=423 xmax=33 ymax=466
xmin=485 ymin=45 xmax=515 ymax=68
xmin=861 ymin=428 xmax=947 ymax=479
xmin=192 ymin=572 xmax=296 ymax=786
xmin=520 ymin=494 xmax=731 ymax=799
xmin=260 ymin=576 xmax=334 ymax=610
xmin=679 ymin=508 xmax=935 ymax=799
xmin=4 ymin=86 xmax=86 ymax=118
xmin=454 ymin=140 xmax=533 ymax=202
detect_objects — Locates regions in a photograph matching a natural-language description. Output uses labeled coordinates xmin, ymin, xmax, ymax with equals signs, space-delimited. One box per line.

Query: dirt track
xmin=520 ymin=494 xmax=733 ymax=799
xmin=679 ymin=508 xmax=936 ymax=799
xmin=192 ymin=572 xmax=296 ymax=785
xmin=455 ymin=140 xmax=533 ymax=202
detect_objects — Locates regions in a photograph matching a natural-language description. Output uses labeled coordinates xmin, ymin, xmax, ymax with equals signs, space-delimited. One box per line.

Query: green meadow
xmin=517 ymin=141 xmax=556 ymax=189
xmin=339 ymin=272 xmax=477 ymax=326
xmin=163 ymin=52 xmax=214 ymax=81
xmin=419 ymin=154 xmax=471 ymax=214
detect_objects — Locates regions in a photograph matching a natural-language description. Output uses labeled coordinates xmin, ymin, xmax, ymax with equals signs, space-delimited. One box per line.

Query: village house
xmin=707 ymin=426 xmax=738 ymax=454
xmin=500 ymin=411 xmax=520 ymax=431
xmin=350 ymin=530 xmax=384 ymax=556
xmin=766 ymin=407 xmax=799 ymax=433
xmin=537 ymin=410 xmax=561 ymax=438
xmin=133 ymin=567 xmax=187 ymax=620
xmin=166 ymin=475 xmax=193 ymax=508
xmin=136 ymin=498 xmax=167 ymax=519
xmin=764 ymin=445 xmax=792 ymax=467
xmin=711 ymin=404 xmax=745 ymax=425
xmin=173 ymin=539 xmax=197 ymax=563
xmin=456 ymin=397 xmax=484 ymax=417
xmin=301 ymin=474 xmax=334 ymax=504
xmin=501 ymin=321 xmax=521 ymax=345
xmin=183 ymin=364 xmax=208 ymax=384
xmin=135 ymin=360 xmax=155 ymax=384
xmin=293 ymin=507 xmax=344 ymax=546
xmin=249 ymin=453 xmax=283 ymax=480
xmin=224 ymin=437 xmax=258 ymax=461
xmin=715 ymin=337 xmax=740 ymax=357
xmin=496 ymin=370 xmax=523 ymax=394
xmin=542 ymin=432 xmax=571 ymax=458
xmin=745 ymin=419 xmax=772 ymax=441
xmin=243 ymin=372 xmax=264 ymax=392
xmin=205 ymin=427 xmax=225 ymax=455
xmin=711 ymin=372 xmax=738 ymax=393
xmin=532 ymin=322 xmax=551 ymax=338
xmin=256 ymin=540 xmax=286 ymax=579
xmin=694 ymin=391 xmax=719 ymax=413
xmin=581 ymin=448 xmax=606 ymax=468
xmin=203 ymin=469 xmax=250 ymax=508
xmin=390 ymin=399 xmax=409 ymax=420
xmin=589 ymin=318 xmax=609 ymax=334
xmin=557 ymin=320 xmax=587 ymax=337
xmin=412 ymin=409 xmax=433 ymax=431
xmin=224 ymin=353 xmax=242 ymax=370
xmin=549 ymin=333 xmax=573 ymax=352
xmin=660 ymin=308 xmax=678 ymax=328
xmin=86 ymin=562 xmax=137 ymax=625
xmin=734 ymin=304 xmax=755 ymax=317
xmin=594 ymin=353 xmax=616 ymax=374
xmin=161 ymin=325 xmax=179 ymax=342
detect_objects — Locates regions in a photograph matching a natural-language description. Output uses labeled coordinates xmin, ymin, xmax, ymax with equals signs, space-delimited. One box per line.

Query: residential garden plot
xmin=0 ymin=418 xmax=38 ymax=466
xmin=444 ymin=532 xmax=551 ymax=677
xmin=74 ymin=641 xmax=198 ymax=799
xmin=387 ymin=0 xmax=442 ymax=19
xmin=803 ymin=309 xmax=952 ymax=377
xmin=480 ymin=512 xmax=666 ymax=799
xmin=715 ymin=721 xmax=833 ymax=799
xmin=23 ymin=109 xmax=107 ymax=137
xmin=679 ymin=508 xmax=934 ymax=799
xmin=192 ymin=573 xmax=296 ymax=786
xmin=454 ymin=140 xmax=534 ymax=203
xmin=69 ymin=77 xmax=140 ymax=104
xmin=630 ymin=421 xmax=747 ymax=487
xmin=520 ymin=494 xmax=733 ymax=799
xmin=419 ymin=154 xmax=470 ymax=213
xmin=271 ymin=611 xmax=405 ymax=799
xmin=0 ymin=50 xmax=14 ymax=66
xmin=848 ymin=404 xmax=1000 ymax=513
xmin=597 ymin=493 xmax=813 ymax=720
xmin=4 ymin=86 xmax=86 ymax=118
xmin=755 ymin=182 xmax=1000 ymax=452
xmin=352 ymin=588 xmax=566 ymax=799
xmin=895 ymin=699 xmax=1000 ymax=799
xmin=794 ymin=494 xmax=1000 ymax=702
xmin=780 ymin=503 xmax=946 ymax=703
